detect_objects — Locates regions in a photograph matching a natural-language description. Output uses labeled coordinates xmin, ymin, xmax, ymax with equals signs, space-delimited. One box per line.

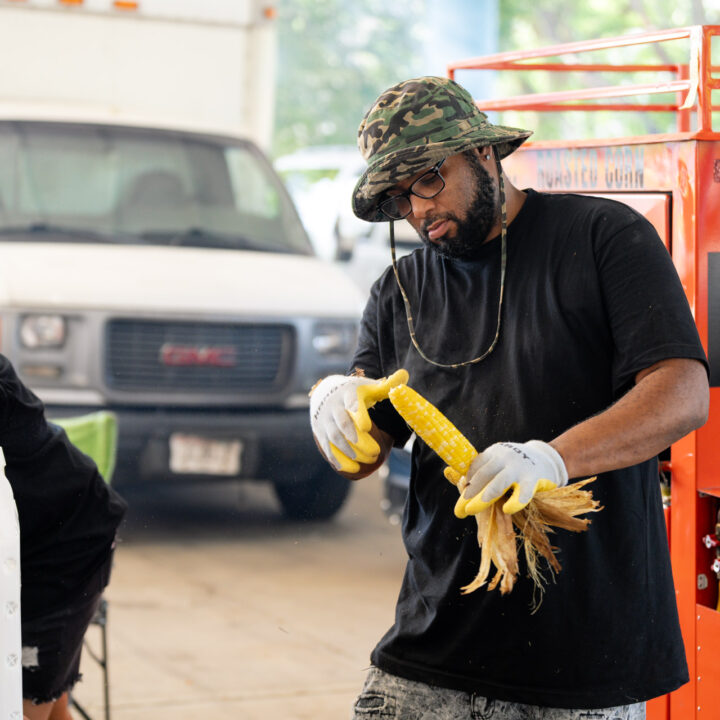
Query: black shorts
xmin=21 ymin=556 xmax=111 ymax=705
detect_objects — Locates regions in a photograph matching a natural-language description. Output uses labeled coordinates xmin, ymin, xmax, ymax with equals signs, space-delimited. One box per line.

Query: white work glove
xmin=455 ymin=440 xmax=568 ymax=517
xmin=309 ymin=370 xmax=408 ymax=474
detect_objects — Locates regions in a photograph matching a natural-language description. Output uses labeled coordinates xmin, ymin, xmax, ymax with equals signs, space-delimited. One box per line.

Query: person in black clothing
xmin=0 ymin=354 xmax=126 ymax=720
xmin=309 ymin=77 xmax=710 ymax=719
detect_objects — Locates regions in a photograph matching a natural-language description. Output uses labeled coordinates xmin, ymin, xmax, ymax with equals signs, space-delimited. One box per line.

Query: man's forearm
xmin=549 ymin=357 xmax=708 ymax=479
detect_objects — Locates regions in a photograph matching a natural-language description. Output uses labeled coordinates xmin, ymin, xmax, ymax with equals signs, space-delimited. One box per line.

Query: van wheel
xmin=273 ymin=470 xmax=352 ymax=521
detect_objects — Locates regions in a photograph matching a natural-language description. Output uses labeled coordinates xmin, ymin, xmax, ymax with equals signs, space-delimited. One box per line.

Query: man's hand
xmin=456 ymin=440 xmax=568 ymax=517
xmin=309 ymin=370 xmax=407 ymax=474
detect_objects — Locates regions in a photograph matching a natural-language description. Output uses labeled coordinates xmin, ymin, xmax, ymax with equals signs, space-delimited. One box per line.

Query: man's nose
xmin=409 ymin=193 xmax=435 ymax=219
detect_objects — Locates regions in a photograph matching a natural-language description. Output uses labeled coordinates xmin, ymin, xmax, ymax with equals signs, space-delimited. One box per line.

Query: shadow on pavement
xmin=113 ymin=477 xmax=386 ymax=545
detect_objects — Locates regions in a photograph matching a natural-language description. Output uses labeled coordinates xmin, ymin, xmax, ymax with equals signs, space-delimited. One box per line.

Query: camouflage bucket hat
xmin=352 ymin=76 xmax=532 ymax=222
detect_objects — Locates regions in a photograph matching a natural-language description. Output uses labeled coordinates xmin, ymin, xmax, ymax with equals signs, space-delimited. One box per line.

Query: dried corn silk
xmin=460 ymin=477 xmax=601 ymax=598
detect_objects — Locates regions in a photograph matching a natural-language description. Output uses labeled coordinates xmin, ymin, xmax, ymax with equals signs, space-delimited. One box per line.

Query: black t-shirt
xmin=351 ymin=190 xmax=707 ymax=709
xmin=0 ymin=354 xmax=127 ymax=620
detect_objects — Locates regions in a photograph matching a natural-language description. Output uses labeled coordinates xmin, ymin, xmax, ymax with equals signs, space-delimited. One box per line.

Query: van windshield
xmin=0 ymin=121 xmax=313 ymax=255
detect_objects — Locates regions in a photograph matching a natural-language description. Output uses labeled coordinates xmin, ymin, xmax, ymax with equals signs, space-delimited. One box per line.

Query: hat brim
xmin=352 ymin=125 xmax=532 ymax=222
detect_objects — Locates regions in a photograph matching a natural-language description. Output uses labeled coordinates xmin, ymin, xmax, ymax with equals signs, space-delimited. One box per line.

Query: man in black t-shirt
xmin=309 ymin=77 xmax=710 ymax=719
xmin=0 ymin=354 xmax=126 ymax=719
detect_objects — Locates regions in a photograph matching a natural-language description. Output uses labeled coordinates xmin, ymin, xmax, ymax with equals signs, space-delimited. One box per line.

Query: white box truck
xmin=0 ymin=0 xmax=364 ymax=519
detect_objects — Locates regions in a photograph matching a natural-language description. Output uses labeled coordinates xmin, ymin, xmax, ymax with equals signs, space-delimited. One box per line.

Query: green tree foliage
xmin=499 ymin=0 xmax=711 ymax=50
xmin=273 ymin=0 xmax=426 ymax=157
xmin=274 ymin=1 xmax=720 ymax=155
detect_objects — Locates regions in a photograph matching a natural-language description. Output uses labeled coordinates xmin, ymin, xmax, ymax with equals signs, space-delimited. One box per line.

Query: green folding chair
xmin=54 ymin=411 xmax=117 ymax=484
xmin=52 ymin=411 xmax=118 ymax=720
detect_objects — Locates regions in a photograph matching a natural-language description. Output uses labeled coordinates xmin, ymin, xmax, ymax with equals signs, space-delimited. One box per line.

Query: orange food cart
xmin=448 ymin=25 xmax=720 ymax=720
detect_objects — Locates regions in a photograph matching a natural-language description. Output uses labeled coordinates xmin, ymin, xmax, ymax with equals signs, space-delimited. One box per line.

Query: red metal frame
xmin=449 ymin=26 xmax=720 ymax=135
xmin=447 ymin=26 xmax=720 ymax=720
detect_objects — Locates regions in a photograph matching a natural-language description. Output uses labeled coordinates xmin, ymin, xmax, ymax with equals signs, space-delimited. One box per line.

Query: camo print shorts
xmin=351 ymin=667 xmax=646 ymax=720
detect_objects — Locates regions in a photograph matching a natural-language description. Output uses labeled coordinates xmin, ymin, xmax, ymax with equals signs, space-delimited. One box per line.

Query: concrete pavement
xmin=72 ymin=474 xmax=407 ymax=719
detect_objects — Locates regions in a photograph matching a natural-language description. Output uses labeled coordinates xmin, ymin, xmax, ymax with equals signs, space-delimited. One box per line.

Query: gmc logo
xmin=159 ymin=344 xmax=237 ymax=367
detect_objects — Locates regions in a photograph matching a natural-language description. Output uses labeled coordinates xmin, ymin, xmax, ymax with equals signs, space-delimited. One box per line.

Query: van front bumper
xmin=47 ymin=404 xmax=324 ymax=487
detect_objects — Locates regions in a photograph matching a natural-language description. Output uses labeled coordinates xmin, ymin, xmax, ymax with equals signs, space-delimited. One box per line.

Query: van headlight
xmin=312 ymin=322 xmax=358 ymax=356
xmin=19 ymin=315 xmax=67 ymax=349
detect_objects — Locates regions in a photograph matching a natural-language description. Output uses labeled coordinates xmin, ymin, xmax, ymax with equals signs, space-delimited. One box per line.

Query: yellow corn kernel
xmin=388 ymin=384 xmax=477 ymax=476
xmin=443 ymin=466 xmax=464 ymax=486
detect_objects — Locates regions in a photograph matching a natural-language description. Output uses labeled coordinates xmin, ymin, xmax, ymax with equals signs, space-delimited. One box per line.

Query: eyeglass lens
xmin=380 ymin=163 xmax=445 ymax=220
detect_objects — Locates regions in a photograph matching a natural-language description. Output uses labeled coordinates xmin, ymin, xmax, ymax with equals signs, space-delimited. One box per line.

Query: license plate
xmin=169 ymin=434 xmax=243 ymax=476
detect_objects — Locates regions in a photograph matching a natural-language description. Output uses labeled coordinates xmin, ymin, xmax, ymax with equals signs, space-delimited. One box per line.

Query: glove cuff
xmin=525 ymin=440 xmax=568 ymax=487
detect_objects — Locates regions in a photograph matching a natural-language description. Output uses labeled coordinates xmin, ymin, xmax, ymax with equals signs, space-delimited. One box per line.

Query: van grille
xmin=105 ymin=319 xmax=294 ymax=393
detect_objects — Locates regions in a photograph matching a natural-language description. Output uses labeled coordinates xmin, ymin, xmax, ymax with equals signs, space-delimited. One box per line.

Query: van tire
xmin=273 ymin=470 xmax=351 ymax=521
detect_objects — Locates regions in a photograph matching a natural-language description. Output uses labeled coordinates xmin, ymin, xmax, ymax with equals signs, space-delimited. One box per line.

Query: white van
xmin=0 ymin=2 xmax=364 ymax=520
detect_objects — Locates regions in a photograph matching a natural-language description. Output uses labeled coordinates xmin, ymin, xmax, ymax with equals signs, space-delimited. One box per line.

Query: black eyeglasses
xmin=379 ymin=159 xmax=446 ymax=220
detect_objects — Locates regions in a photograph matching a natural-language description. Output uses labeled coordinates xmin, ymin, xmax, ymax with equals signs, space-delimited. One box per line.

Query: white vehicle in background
xmin=276 ymin=146 xmax=421 ymax=297
xmin=275 ymin=145 xmax=362 ymax=261
xmin=276 ymin=146 xmax=421 ymax=519
xmin=0 ymin=0 xmax=364 ymax=520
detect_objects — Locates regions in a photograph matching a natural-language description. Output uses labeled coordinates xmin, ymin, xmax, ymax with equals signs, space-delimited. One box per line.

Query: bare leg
xmin=48 ymin=693 xmax=73 ymax=720
xmin=23 ymin=693 xmax=73 ymax=720
xmin=22 ymin=699 xmax=53 ymax=720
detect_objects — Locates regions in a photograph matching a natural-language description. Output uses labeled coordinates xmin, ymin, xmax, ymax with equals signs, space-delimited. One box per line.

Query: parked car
xmin=276 ymin=146 xmax=422 ymax=297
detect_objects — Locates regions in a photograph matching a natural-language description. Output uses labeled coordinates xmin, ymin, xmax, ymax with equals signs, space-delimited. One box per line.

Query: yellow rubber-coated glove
xmin=444 ymin=467 xmax=472 ymax=512
xmin=456 ymin=440 xmax=568 ymax=516
xmin=309 ymin=369 xmax=408 ymax=473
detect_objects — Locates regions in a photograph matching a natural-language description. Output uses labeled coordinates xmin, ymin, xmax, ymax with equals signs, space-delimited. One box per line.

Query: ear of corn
xmin=388 ymin=384 xmax=477 ymax=476
xmin=443 ymin=466 xmax=463 ymax=486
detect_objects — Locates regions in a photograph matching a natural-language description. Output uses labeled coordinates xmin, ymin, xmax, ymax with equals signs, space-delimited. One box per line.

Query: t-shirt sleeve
xmin=350 ymin=280 xmax=384 ymax=378
xmin=0 ymin=353 xmax=52 ymax=457
xmin=593 ymin=212 xmax=708 ymax=395
xmin=350 ymin=277 xmax=413 ymax=446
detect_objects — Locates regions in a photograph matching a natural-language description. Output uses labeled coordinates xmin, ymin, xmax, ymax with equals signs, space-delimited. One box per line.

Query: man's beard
xmin=419 ymin=155 xmax=499 ymax=260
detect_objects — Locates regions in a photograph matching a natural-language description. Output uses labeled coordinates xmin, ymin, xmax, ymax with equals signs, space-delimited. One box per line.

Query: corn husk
xmin=460 ymin=478 xmax=602 ymax=601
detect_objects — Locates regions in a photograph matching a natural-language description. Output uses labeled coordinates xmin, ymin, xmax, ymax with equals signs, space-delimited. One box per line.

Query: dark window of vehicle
xmin=0 ymin=121 xmax=313 ymax=255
